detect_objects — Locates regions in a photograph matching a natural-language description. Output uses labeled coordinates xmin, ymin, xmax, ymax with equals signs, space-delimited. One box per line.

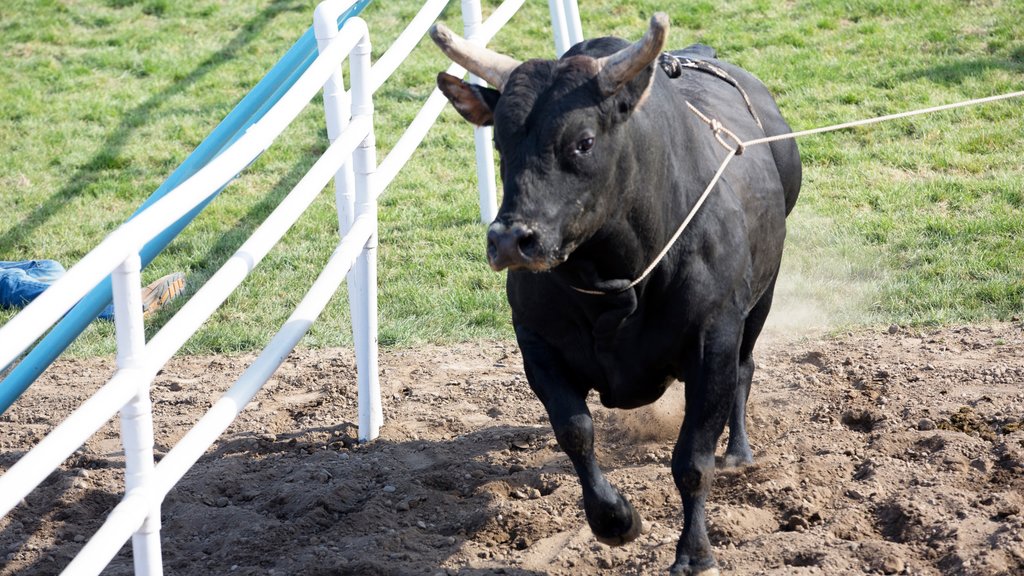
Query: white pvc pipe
xmin=145 ymin=116 xmax=371 ymax=373
xmin=461 ymin=0 xmax=499 ymax=224
xmin=349 ymin=21 xmax=382 ymax=442
xmin=375 ymin=78 xmax=459 ymax=197
xmin=111 ymin=254 xmax=146 ymax=387
xmin=0 ymin=19 xmax=371 ymax=522
xmin=370 ymin=0 xmax=450 ymax=94
xmin=472 ymin=122 xmax=499 ymax=223
xmin=0 ymin=21 xmax=367 ymax=371
xmin=316 ymin=0 xmax=368 ymax=443
xmin=111 ymin=254 xmax=162 ymax=576
xmin=319 ymin=5 xmax=368 ymax=440
xmin=316 ymin=4 xmax=358 ymax=237
xmin=562 ymin=0 xmax=583 ymax=46
xmin=65 ymin=215 xmax=377 ymax=576
xmin=548 ymin=0 xmax=570 ymax=56
xmin=374 ymin=0 xmax=525 ymax=198
xmin=0 ymin=368 xmax=147 ymax=517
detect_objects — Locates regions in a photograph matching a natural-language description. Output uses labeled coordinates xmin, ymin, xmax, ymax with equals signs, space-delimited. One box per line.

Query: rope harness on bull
xmin=686 ymin=102 xmax=746 ymax=155
xmin=570 ymin=87 xmax=1024 ymax=296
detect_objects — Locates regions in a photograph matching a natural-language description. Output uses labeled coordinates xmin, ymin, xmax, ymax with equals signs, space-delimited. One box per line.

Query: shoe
xmin=141 ymin=272 xmax=186 ymax=317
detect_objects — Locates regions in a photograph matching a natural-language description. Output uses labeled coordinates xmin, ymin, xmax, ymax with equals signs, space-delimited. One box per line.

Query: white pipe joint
xmin=312 ymin=0 xmax=358 ymax=39
xmin=112 ymin=254 xmax=145 ymax=368
xmin=349 ymin=29 xmax=373 ymax=117
xmin=314 ymin=0 xmax=357 ymax=142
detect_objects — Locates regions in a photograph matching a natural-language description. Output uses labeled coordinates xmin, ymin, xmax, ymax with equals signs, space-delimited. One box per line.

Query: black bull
xmin=430 ymin=13 xmax=801 ymax=575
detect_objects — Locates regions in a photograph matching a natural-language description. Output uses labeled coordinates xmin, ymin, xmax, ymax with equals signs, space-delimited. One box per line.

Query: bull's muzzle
xmin=486 ymin=222 xmax=540 ymax=271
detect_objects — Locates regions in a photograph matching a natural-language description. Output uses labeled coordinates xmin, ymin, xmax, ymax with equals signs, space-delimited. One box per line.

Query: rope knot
xmin=568 ymin=89 xmax=1024 ymax=296
xmin=686 ymin=101 xmax=745 ymax=155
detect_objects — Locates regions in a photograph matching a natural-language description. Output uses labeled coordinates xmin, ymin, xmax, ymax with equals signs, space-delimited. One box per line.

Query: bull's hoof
xmin=592 ymin=504 xmax=644 ymax=546
xmin=669 ymin=566 xmax=719 ymax=576
xmin=669 ymin=555 xmax=718 ymax=576
xmin=721 ymin=451 xmax=753 ymax=469
xmin=721 ymin=441 xmax=754 ymax=469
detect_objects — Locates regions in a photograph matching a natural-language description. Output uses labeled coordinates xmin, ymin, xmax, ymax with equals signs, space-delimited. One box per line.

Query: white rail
xmin=0 ymin=1 xmax=582 ymax=574
xmin=548 ymin=0 xmax=583 ymax=56
xmin=0 ymin=13 xmax=365 ymax=372
xmin=375 ymin=0 xmax=525 ymax=200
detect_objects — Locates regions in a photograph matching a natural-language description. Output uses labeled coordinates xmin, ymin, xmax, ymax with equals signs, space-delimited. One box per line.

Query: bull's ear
xmin=609 ymin=62 xmax=656 ymax=121
xmin=436 ymin=72 xmax=501 ymax=127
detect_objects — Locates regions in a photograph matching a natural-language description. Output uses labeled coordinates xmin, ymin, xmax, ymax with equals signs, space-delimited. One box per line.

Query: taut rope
xmin=571 ymin=89 xmax=1024 ymax=296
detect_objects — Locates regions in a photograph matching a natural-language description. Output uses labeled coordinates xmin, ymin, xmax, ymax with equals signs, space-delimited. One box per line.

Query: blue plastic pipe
xmin=0 ymin=0 xmax=372 ymax=414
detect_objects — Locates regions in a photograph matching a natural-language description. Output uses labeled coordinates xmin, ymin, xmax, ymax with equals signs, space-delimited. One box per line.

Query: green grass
xmin=0 ymin=0 xmax=1021 ymax=357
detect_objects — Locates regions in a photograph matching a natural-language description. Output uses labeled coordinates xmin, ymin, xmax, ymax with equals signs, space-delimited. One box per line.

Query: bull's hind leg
xmin=670 ymin=315 xmax=743 ymax=576
xmin=724 ymin=274 xmax=777 ymax=468
xmin=516 ymin=327 xmax=643 ymax=546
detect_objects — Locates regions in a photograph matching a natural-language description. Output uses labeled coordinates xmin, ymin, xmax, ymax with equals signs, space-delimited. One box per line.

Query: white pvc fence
xmin=0 ymin=0 xmax=582 ymax=574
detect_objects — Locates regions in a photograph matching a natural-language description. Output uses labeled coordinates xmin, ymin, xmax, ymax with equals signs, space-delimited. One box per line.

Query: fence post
xmin=562 ymin=0 xmax=583 ymax=47
xmin=314 ymin=3 xmax=357 ymax=237
xmin=111 ymin=254 xmax=162 ymax=576
xmin=547 ymin=0 xmax=569 ymax=56
xmin=315 ymin=2 xmax=378 ymax=441
xmin=350 ymin=25 xmax=382 ymax=442
xmin=316 ymin=5 xmax=366 ymax=437
xmin=460 ymin=0 xmax=499 ymax=224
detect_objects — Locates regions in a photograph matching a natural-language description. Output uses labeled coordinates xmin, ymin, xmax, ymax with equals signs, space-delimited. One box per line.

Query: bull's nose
xmin=486 ymin=222 xmax=537 ymax=271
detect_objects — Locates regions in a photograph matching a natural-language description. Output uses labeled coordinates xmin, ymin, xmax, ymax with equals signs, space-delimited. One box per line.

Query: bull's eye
xmin=575 ymin=136 xmax=595 ymax=155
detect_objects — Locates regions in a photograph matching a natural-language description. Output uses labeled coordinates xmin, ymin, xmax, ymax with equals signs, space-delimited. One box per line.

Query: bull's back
xmin=664 ymin=51 xmax=801 ymax=216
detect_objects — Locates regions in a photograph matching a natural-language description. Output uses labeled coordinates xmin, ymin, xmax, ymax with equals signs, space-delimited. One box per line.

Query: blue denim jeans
xmin=0 ymin=260 xmax=114 ymax=320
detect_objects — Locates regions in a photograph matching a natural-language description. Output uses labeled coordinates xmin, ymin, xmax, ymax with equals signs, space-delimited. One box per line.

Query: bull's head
xmin=431 ymin=14 xmax=669 ymax=272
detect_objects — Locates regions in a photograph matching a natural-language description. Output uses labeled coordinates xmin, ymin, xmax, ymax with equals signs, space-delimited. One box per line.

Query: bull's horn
xmin=595 ymin=13 xmax=670 ymax=96
xmin=429 ymin=23 xmax=521 ymax=91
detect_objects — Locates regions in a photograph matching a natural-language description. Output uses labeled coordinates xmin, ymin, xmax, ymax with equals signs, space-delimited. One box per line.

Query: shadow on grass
xmin=0 ymin=0 xmax=303 ymax=256
xmin=896 ymin=56 xmax=1024 ymax=87
xmin=141 ymin=152 xmax=324 ymax=337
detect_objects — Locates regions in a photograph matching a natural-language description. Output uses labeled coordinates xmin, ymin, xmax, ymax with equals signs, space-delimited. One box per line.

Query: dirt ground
xmin=1 ymin=322 xmax=1023 ymax=575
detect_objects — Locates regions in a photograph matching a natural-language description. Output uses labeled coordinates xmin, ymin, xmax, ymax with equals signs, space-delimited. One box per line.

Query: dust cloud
xmin=765 ymin=209 xmax=886 ymax=336
xmin=607 ymin=209 xmax=886 ymax=445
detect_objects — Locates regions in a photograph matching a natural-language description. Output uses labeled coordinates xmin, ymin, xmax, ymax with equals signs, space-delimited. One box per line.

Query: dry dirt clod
xmin=511 ymin=438 xmax=531 ymax=450
xmin=878 ymin=555 xmax=905 ymax=574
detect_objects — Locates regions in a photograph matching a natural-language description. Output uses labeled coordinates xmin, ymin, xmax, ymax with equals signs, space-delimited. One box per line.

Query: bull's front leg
xmin=670 ymin=317 xmax=743 ymax=576
xmin=516 ymin=326 xmax=644 ymax=546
